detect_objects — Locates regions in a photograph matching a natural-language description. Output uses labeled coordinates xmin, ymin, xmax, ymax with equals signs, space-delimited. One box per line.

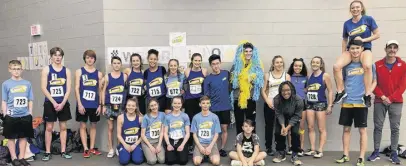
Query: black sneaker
xmin=11 ymin=159 xmax=22 ymax=166
xmin=363 ymin=95 xmax=372 ymax=107
xmin=188 ymin=145 xmax=194 ymax=155
xmin=334 ymin=91 xmax=347 ymax=104
xmin=19 ymin=159 xmax=31 ymax=166
xmin=42 ymin=153 xmax=51 ymax=161
xmin=267 ymin=148 xmax=275 ymax=156
xmin=219 ymin=149 xmax=227 ymax=157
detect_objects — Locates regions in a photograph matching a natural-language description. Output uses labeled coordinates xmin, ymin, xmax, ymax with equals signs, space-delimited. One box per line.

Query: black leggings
xmin=165 ymin=138 xmax=189 ymax=165
xmin=184 ymin=98 xmax=201 ymax=146
xmin=274 ymin=119 xmax=301 ymax=153
xmin=264 ymin=104 xmax=276 ymax=149
xmin=234 ymin=100 xmax=257 ymax=134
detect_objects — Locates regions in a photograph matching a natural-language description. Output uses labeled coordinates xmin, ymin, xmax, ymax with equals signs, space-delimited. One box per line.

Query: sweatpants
xmin=373 ymin=103 xmax=403 ymax=150
xmin=118 ymin=144 xmax=144 ymax=165
xmin=274 ymin=119 xmax=301 ymax=153
xmin=234 ymin=99 xmax=257 ymax=134
xmin=141 ymin=141 xmax=165 ymax=165
xmin=165 ymin=138 xmax=189 ymax=165
xmin=263 ymin=104 xmax=276 ymax=150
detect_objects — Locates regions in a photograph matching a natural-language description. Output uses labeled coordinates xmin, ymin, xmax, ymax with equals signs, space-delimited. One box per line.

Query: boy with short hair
xmin=2 ymin=60 xmax=34 ymax=166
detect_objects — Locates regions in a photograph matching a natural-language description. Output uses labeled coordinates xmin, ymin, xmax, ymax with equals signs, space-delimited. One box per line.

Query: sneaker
xmin=256 ymin=160 xmax=265 ymax=166
xmin=314 ymin=151 xmax=323 ymax=158
xmin=11 ymin=159 xmax=22 ymax=166
xmin=19 ymin=159 xmax=31 ymax=166
xmin=272 ymin=151 xmax=286 ymax=163
xmin=107 ymin=149 xmax=115 ymax=158
xmin=83 ymin=150 xmax=90 ymax=158
xmin=291 ymin=153 xmax=303 ymax=166
xmin=287 ymin=148 xmax=293 ymax=155
xmin=266 ymin=148 xmax=275 ymax=156
xmin=304 ymin=149 xmax=315 ymax=156
xmin=25 ymin=156 xmax=35 ymax=162
xmin=334 ymin=91 xmax=347 ymax=104
xmin=363 ymin=95 xmax=372 ymax=107
xmin=188 ymin=145 xmax=194 ymax=155
xmin=335 ymin=155 xmax=350 ymax=163
xmin=61 ymin=152 xmax=72 ymax=159
xmin=356 ymin=158 xmax=365 ymax=166
xmin=219 ymin=149 xmax=227 ymax=157
xmin=390 ymin=151 xmax=401 ymax=165
xmin=298 ymin=149 xmax=304 ymax=157
xmin=42 ymin=153 xmax=51 ymax=161
xmin=367 ymin=149 xmax=380 ymax=161
xmin=89 ymin=148 xmax=102 ymax=156
xmin=116 ymin=147 xmax=119 ymax=156
xmin=231 ymin=160 xmax=242 ymax=166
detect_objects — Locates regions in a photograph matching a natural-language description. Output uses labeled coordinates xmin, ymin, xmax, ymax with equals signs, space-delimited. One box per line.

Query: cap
xmin=386 ymin=40 xmax=399 ymax=47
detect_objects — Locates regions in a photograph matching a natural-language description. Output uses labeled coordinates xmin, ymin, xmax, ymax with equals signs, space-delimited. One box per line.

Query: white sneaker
xmin=116 ymin=148 xmax=119 ymax=156
xmin=256 ymin=160 xmax=265 ymax=166
xmin=314 ymin=151 xmax=323 ymax=158
xmin=107 ymin=149 xmax=115 ymax=158
xmin=231 ymin=160 xmax=242 ymax=166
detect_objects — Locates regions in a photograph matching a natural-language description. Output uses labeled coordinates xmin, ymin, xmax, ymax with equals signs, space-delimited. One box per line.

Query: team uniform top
xmin=144 ymin=66 xmax=167 ymax=99
xmin=105 ymin=72 xmax=125 ymax=105
xmin=79 ymin=67 xmax=99 ymax=108
xmin=191 ymin=112 xmax=221 ymax=145
xmin=184 ymin=70 xmax=205 ymax=99
xmin=342 ymin=15 xmax=378 ymax=49
xmin=2 ymin=79 xmax=33 ymax=117
xmin=306 ymin=72 xmax=327 ymax=103
xmin=141 ymin=112 xmax=166 ymax=141
xmin=121 ymin=114 xmax=142 ymax=144
xmin=46 ymin=65 xmax=67 ymax=103
xmin=164 ymin=112 xmax=190 ymax=140
xmin=165 ymin=73 xmax=185 ymax=98
xmin=203 ymin=70 xmax=232 ymax=112
xmin=127 ymin=69 xmax=144 ymax=97
xmin=291 ymin=75 xmax=307 ymax=100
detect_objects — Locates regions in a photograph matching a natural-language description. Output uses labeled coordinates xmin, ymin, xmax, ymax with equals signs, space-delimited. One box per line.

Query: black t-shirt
xmin=236 ymin=132 xmax=259 ymax=157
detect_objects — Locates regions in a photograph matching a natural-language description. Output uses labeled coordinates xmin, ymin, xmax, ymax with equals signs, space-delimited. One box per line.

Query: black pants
xmin=274 ymin=118 xmax=301 ymax=153
xmin=184 ymin=98 xmax=201 ymax=146
xmin=165 ymin=138 xmax=189 ymax=165
xmin=264 ymin=104 xmax=275 ymax=149
xmin=234 ymin=99 xmax=257 ymax=134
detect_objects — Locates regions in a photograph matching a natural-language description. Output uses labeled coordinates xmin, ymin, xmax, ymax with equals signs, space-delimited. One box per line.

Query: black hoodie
xmin=273 ymin=81 xmax=304 ymax=127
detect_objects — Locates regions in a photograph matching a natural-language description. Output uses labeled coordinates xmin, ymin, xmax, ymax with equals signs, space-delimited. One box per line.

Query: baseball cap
xmin=386 ymin=40 xmax=399 ymax=48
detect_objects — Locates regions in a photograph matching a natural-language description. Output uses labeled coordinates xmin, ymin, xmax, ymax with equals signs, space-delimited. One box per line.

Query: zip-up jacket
xmin=374 ymin=56 xmax=406 ymax=103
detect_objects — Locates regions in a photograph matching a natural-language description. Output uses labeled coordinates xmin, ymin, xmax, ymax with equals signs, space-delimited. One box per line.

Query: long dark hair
xmin=287 ymin=58 xmax=308 ymax=77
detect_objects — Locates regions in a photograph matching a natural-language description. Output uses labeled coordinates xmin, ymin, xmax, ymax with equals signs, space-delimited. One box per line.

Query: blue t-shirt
xmin=342 ymin=15 xmax=378 ymax=49
xmin=165 ymin=74 xmax=185 ymax=98
xmin=1 ymin=79 xmax=33 ymax=117
xmin=385 ymin=60 xmax=396 ymax=70
xmin=191 ymin=112 xmax=221 ymax=145
xmin=343 ymin=62 xmax=376 ymax=105
xmin=203 ymin=70 xmax=232 ymax=112
xmin=141 ymin=112 xmax=165 ymax=141
xmin=291 ymin=75 xmax=307 ymax=100
xmin=164 ymin=112 xmax=190 ymax=140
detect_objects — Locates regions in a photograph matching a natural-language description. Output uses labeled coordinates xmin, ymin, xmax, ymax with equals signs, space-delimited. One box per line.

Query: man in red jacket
xmin=368 ymin=40 xmax=406 ymax=164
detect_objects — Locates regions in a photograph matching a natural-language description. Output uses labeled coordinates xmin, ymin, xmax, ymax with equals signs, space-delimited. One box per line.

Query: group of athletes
xmin=1 ymin=0 xmax=405 ymax=166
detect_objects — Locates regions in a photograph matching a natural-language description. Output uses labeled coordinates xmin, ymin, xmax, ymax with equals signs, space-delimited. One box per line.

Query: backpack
xmin=381 ymin=144 xmax=404 ymax=157
xmin=28 ymin=120 xmax=45 ymax=151
xmin=0 ymin=146 xmax=10 ymax=165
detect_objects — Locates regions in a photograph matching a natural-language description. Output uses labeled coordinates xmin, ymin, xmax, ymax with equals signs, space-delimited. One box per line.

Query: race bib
xmin=168 ymin=88 xmax=180 ymax=96
xmin=190 ymin=85 xmax=202 ymax=94
xmin=13 ymin=97 xmax=28 ymax=108
xmin=110 ymin=94 xmax=123 ymax=104
xmin=150 ymin=128 xmax=160 ymax=139
xmin=149 ymin=87 xmax=161 ymax=97
xmin=170 ymin=129 xmax=183 ymax=140
xmin=125 ymin=135 xmax=138 ymax=144
xmin=50 ymin=86 xmax=64 ymax=97
xmin=198 ymin=129 xmax=211 ymax=139
xmin=307 ymin=92 xmax=319 ymax=102
xmin=82 ymin=90 xmax=96 ymax=101
xmin=129 ymin=86 xmax=142 ymax=96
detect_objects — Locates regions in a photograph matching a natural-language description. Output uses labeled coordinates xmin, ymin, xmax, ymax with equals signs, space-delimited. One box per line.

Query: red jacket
xmin=374 ymin=57 xmax=406 ymax=103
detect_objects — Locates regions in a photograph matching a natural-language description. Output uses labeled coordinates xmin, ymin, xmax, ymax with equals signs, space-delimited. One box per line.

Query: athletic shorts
xmin=339 ymin=107 xmax=368 ymax=128
xmin=43 ymin=101 xmax=72 ymax=122
xmin=193 ymin=143 xmax=219 ymax=158
xmin=3 ymin=115 xmax=34 ymax=139
xmin=213 ymin=110 xmax=231 ymax=125
xmin=306 ymin=102 xmax=327 ymax=111
xmin=76 ymin=107 xmax=100 ymax=123
xmin=105 ymin=104 xmax=123 ymax=120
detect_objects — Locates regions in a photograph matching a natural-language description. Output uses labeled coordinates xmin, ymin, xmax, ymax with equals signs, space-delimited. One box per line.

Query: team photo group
xmin=1 ymin=0 xmax=406 ymax=166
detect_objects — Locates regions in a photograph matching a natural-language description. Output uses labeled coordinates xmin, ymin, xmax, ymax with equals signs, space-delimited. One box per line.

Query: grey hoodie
xmin=273 ymin=81 xmax=304 ymax=127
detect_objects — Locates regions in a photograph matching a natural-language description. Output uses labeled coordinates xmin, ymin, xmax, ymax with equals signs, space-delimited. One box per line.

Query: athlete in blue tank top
xmin=124 ymin=53 xmax=146 ymax=114
xmin=117 ymin=98 xmax=144 ymax=165
xmin=144 ymin=49 xmax=167 ymax=112
xmin=74 ymin=50 xmax=103 ymax=157
xmin=102 ymin=56 xmax=128 ymax=158
xmin=40 ymin=47 xmax=73 ymax=160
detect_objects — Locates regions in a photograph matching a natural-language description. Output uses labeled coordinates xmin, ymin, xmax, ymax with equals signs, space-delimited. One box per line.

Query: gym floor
xmin=30 ymin=151 xmax=405 ymax=166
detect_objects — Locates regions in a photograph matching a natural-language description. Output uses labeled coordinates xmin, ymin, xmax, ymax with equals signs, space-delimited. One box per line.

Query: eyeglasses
xmin=9 ymin=68 xmax=22 ymax=71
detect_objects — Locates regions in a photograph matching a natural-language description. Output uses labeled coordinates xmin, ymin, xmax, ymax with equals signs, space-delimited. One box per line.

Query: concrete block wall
xmin=1 ymin=0 xmax=406 ymax=152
